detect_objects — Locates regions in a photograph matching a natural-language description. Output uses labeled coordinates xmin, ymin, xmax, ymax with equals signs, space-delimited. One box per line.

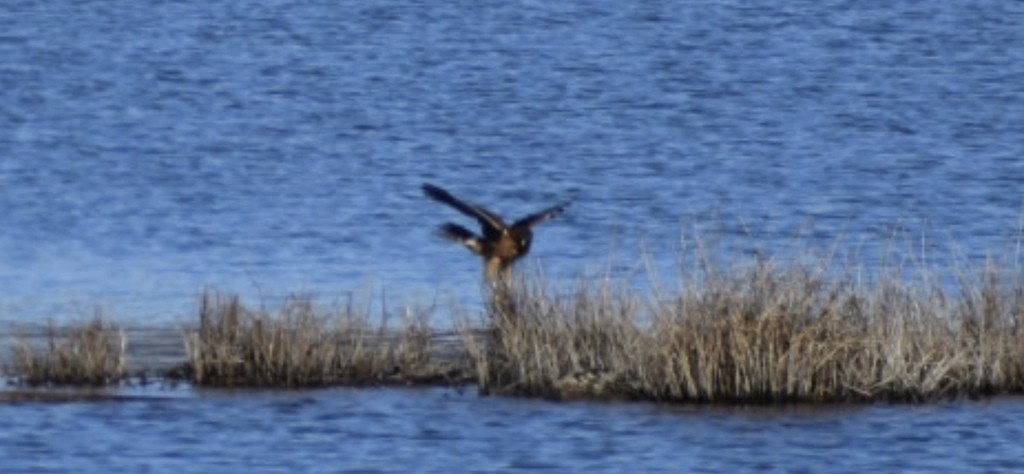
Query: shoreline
xmin=4 ymin=254 xmax=1024 ymax=405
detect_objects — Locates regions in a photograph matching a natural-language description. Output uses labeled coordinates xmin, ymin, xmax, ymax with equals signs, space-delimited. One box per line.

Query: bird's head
xmin=510 ymin=227 xmax=533 ymax=254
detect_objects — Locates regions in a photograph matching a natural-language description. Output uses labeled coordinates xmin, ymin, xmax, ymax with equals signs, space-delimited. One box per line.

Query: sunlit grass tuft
xmin=9 ymin=318 xmax=127 ymax=386
xmin=465 ymin=255 xmax=1024 ymax=403
xmin=182 ymin=292 xmax=458 ymax=388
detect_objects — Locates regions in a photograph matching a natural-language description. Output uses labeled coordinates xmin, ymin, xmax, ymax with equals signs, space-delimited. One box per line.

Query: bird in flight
xmin=422 ymin=183 xmax=569 ymax=282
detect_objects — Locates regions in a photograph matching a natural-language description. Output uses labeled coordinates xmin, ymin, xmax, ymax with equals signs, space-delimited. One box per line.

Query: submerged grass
xmin=8 ymin=318 xmax=126 ymax=386
xmin=466 ymin=256 xmax=1024 ymax=403
xmin=182 ymin=292 xmax=457 ymax=388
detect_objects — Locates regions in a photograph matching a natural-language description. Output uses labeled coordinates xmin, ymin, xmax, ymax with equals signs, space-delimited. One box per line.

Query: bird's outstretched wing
xmin=422 ymin=183 xmax=506 ymax=234
xmin=512 ymin=201 xmax=570 ymax=229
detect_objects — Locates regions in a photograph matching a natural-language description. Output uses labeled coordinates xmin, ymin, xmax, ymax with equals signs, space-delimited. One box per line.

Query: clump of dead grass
xmin=182 ymin=292 xmax=449 ymax=388
xmin=8 ymin=318 xmax=127 ymax=386
xmin=465 ymin=256 xmax=1024 ymax=403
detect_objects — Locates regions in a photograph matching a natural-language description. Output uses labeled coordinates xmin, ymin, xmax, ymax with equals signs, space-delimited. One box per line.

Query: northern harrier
xmin=422 ymin=183 xmax=569 ymax=282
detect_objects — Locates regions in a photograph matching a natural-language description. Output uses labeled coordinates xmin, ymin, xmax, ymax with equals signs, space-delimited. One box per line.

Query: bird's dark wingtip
xmin=422 ymin=183 xmax=446 ymax=200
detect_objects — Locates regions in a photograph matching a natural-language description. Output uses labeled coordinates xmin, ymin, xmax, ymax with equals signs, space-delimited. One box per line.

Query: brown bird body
xmin=422 ymin=183 xmax=569 ymax=282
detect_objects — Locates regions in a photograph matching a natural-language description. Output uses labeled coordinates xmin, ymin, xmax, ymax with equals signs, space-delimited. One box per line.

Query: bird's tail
xmin=438 ymin=223 xmax=485 ymax=255
xmin=438 ymin=223 xmax=475 ymax=242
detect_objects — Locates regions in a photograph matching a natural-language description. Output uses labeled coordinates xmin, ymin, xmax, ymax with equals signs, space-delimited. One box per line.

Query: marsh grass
xmin=182 ymin=292 xmax=452 ymax=388
xmin=5 ymin=243 xmax=1023 ymax=404
xmin=8 ymin=318 xmax=126 ymax=386
xmin=465 ymin=256 xmax=1024 ymax=403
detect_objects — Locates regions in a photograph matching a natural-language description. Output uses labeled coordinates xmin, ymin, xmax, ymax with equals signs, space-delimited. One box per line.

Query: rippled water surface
xmin=3 ymin=386 xmax=1024 ymax=473
xmin=2 ymin=0 xmax=1024 ymax=471
xmin=3 ymin=0 xmax=1023 ymax=322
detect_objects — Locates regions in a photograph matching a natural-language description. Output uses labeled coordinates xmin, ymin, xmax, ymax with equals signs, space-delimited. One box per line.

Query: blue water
xmin=2 ymin=0 xmax=1024 ymax=471
xmin=2 ymin=386 xmax=1024 ymax=473
xmin=3 ymin=0 xmax=1023 ymax=323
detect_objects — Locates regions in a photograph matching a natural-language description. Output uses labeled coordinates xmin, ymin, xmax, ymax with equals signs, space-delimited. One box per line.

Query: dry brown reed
xmin=183 ymin=292 xmax=452 ymax=388
xmin=465 ymin=256 xmax=1024 ymax=403
xmin=8 ymin=318 xmax=126 ymax=386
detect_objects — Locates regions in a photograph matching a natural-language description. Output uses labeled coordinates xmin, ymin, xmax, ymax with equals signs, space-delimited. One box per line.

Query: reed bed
xmin=5 ymin=245 xmax=1024 ymax=405
xmin=466 ymin=257 xmax=1024 ymax=403
xmin=182 ymin=292 xmax=453 ymax=388
xmin=8 ymin=318 xmax=126 ymax=386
